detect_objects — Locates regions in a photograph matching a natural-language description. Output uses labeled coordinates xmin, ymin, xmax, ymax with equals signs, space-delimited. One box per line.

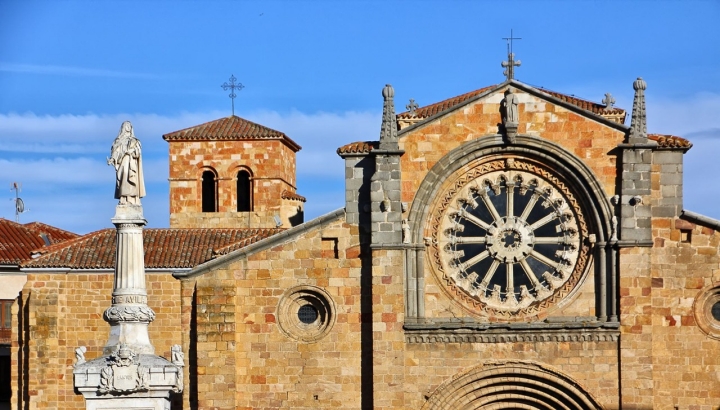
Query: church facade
xmin=9 ymin=68 xmax=720 ymax=409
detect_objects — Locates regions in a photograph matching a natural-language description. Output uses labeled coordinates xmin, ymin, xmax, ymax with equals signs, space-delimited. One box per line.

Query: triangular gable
xmin=397 ymin=79 xmax=630 ymax=137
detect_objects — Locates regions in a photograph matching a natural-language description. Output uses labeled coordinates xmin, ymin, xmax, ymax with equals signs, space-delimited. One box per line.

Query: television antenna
xmin=10 ymin=182 xmax=28 ymax=223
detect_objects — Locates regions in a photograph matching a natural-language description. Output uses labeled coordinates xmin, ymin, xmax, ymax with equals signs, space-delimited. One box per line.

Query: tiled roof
xmin=23 ymin=222 xmax=79 ymax=244
xmin=0 ymin=219 xmax=78 ymax=265
xmin=22 ymin=228 xmax=284 ymax=269
xmin=281 ymin=190 xmax=306 ymax=202
xmin=397 ymin=85 xmax=497 ymax=119
xmin=396 ymin=84 xmax=625 ymax=119
xmin=649 ymin=134 xmax=692 ymax=149
xmin=162 ymin=115 xmax=302 ymax=152
xmin=336 ymin=141 xmax=379 ymax=155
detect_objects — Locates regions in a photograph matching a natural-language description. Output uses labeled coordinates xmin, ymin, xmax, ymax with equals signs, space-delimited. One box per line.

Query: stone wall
xmin=10 ymin=272 xmax=181 ymax=410
xmin=180 ymin=216 xmax=366 ymax=409
xmin=648 ymin=217 xmax=720 ymax=408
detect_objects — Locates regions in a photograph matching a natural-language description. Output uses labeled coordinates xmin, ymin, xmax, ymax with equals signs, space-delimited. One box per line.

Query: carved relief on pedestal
xmin=103 ymin=305 xmax=156 ymax=324
xmin=98 ymin=344 xmax=150 ymax=395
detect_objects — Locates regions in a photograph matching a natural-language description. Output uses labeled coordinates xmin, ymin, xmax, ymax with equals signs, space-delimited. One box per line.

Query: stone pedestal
xmin=74 ymin=351 xmax=181 ymax=410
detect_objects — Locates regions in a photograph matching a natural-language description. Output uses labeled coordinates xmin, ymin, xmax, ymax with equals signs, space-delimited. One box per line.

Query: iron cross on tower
xmin=501 ymin=29 xmax=522 ymax=80
xmin=221 ymin=75 xmax=244 ymax=116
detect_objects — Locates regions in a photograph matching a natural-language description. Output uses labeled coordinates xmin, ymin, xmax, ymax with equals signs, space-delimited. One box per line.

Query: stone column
xmin=103 ymin=204 xmax=155 ymax=355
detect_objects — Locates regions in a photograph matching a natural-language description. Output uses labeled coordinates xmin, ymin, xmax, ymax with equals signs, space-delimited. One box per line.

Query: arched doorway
xmin=422 ymin=361 xmax=603 ymax=410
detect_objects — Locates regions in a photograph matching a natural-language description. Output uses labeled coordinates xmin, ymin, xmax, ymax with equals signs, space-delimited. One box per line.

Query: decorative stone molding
xmin=103 ymin=305 xmax=156 ymax=323
xmin=277 ymin=285 xmax=336 ymax=343
xmin=405 ymin=328 xmax=619 ymax=344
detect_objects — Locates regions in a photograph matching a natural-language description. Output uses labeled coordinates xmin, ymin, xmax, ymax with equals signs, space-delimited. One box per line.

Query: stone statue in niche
xmin=108 ymin=121 xmax=146 ymax=205
xmin=502 ymin=87 xmax=519 ymax=125
xmin=402 ymin=219 xmax=411 ymax=244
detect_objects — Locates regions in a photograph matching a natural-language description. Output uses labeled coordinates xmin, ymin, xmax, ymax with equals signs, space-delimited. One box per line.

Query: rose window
xmin=429 ymin=158 xmax=590 ymax=317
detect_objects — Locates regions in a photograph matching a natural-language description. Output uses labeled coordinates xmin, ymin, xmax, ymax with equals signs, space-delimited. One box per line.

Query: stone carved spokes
xmin=438 ymin=168 xmax=583 ymax=312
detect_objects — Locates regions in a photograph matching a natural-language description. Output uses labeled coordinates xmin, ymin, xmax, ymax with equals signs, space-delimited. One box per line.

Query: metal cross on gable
xmin=501 ymin=29 xmax=522 ymax=80
xmin=221 ymin=75 xmax=245 ymax=116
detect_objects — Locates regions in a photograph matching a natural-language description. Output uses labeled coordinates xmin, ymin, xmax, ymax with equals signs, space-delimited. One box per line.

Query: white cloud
xmin=0 ymin=109 xmax=378 ymax=233
xmin=647 ymin=92 xmax=720 ymax=136
xmin=0 ymin=157 xmax=168 ymax=186
xmin=0 ymin=62 xmax=159 ymax=79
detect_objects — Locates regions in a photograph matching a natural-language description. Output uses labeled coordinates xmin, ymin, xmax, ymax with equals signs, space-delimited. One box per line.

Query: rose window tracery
xmin=429 ymin=158 xmax=590 ymax=318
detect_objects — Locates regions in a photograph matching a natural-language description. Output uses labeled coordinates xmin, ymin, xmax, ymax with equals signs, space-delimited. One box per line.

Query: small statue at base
xmin=74 ymin=346 xmax=87 ymax=367
xmin=108 ymin=121 xmax=146 ymax=205
xmin=171 ymin=344 xmax=185 ymax=366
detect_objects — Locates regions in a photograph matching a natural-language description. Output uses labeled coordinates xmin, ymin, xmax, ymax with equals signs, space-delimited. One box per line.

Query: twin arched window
xmin=200 ymin=168 xmax=252 ymax=213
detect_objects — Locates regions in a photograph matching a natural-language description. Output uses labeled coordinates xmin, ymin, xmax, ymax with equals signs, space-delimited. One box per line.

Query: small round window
xmin=693 ymin=283 xmax=720 ymax=340
xmin=277 ymin=285 xmax=336 ymax=343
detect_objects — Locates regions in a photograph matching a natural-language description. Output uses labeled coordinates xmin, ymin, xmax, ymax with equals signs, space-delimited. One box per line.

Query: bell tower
xmin=163 ymin=115 xmax=305 ymax=229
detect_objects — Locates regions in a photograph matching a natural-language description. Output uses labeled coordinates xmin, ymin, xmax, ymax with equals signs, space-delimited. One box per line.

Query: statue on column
xmin=108 ymin=121 xmax=146 ymax=205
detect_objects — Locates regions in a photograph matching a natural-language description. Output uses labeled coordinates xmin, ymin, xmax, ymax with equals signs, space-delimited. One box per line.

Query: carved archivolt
xmin=427 ymin=157 xmax=590 ymax=320
xmin=421 ymin=360 xmax=603 ymax=410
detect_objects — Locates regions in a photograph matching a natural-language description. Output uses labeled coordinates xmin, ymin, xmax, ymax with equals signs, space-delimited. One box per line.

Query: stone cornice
xmin=404 ymin=320 xmax=620 ymax=344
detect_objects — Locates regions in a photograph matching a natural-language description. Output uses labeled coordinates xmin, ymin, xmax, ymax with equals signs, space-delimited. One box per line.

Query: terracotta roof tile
xmin=336 ymin=141 xmax=379 ymax=155
xmin=649 ymin=133 xmax=692 ymax=149
xmin=22 ymin=228 xmax=284 ymax=269
xmin=23 ymin=222 xmax=79 ymax=244
xmin=397 ymin=85 xmax=497 ymax=119
xmin=0 ymin=219 xmax=77 ymax=265
xmin=539 ymin=89 xmax=625 ymax=115
xmin=281 ymin=190 xmax=306 ymax=202
xmin=162 ymin=115 xmax=302 ymax=152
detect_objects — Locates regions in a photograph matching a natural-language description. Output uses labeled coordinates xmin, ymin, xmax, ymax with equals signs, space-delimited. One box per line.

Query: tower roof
xmin=162 ymin=115 xmax=302 ymax=152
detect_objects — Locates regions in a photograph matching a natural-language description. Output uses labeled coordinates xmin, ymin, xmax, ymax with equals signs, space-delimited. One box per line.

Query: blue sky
xmin=1 ymin=0 xmax=719 ymax=234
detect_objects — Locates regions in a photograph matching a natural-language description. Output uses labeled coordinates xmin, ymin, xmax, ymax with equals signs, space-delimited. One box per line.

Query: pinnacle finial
xmin=382 ymin=84 xmax=394 ymax=99
xmin=379 ymin=84 xmax=398 ymax=150
xmin=628 ymin=77 xmax=648 ymax=144
xmin=633 ymin=77 xmax=647 ymax=91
